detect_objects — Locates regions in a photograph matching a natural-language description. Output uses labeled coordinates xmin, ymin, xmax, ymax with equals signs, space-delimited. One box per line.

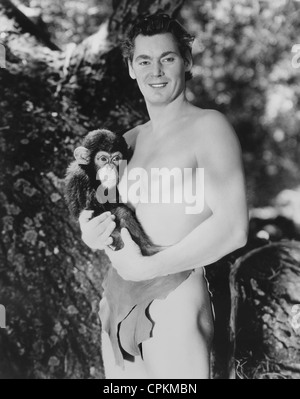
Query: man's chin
xmin=145 ymin=93 xmax=172 ymax=104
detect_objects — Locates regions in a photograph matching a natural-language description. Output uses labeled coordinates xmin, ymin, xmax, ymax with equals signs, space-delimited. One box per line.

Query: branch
xmin=0 ymin=0 xmax=61 ymax=51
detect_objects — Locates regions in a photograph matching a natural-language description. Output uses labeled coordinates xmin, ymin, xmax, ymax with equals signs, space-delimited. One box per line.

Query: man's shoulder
xmin=192 ymin=108 xmax=229 ymax=128
xmin=192 ymin=108 xmax=237 ymax=143
xmin=190 ymin=108 xmax=241 ymax=162
xmin=123 ymin=122 xmax=149 ymax=149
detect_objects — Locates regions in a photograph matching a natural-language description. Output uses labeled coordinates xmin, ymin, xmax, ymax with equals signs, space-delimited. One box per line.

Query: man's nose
xmin=151 ymin=61 xmax=164 ymax=77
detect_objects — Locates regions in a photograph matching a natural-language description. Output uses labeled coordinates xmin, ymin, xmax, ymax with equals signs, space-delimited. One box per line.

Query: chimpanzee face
xmin=95 ymin=151 xmax=123 ymax=189
xmin=74 ymin=146 xmax=124 ymax=190
xmin=94 ymin=151 xmax=123 ymax=169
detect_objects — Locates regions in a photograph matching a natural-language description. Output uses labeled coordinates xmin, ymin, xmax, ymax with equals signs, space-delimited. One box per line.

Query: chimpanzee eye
xmin=113 ymin=155 xmax=122 ymax=163
xmin=99 ymin=156 xmax=108 ymax=163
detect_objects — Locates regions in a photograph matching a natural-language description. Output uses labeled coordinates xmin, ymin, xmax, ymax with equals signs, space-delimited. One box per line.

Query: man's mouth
xmin=149 ymin=83 xmax=168 ymax=88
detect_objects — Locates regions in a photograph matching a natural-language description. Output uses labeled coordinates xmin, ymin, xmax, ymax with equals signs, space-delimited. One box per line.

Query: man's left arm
xmin=151 ymin=111 xmax=249 ymax=276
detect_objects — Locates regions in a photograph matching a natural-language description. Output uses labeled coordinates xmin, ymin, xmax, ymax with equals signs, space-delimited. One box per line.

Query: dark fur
xmin=64 ymin=129 xmax=160 ymax=255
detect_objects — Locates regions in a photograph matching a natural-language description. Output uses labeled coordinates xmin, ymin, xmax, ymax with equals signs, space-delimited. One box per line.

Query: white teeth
xmin=150 ymin=84 xmax=167 ymax=88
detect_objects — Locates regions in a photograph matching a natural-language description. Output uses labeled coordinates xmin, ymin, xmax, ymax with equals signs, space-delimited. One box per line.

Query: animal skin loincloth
xmin=99 ymin=267 xmax=192 ymax=368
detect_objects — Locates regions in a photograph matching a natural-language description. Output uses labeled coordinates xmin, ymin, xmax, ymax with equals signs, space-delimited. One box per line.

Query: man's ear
xmin=184 ymin=52 xmax=193 ymax=73
xmin=74 ymin=146 xmax=91 ymax=165
xmin=128 ymin=60 xmax=136 ymax=80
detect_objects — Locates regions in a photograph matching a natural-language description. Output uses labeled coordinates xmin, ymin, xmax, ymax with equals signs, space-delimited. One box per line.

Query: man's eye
xmin=139 ymin=61 xmax=150 ymax=66
xmin=163 ymin=57 xmax=175 ymax=63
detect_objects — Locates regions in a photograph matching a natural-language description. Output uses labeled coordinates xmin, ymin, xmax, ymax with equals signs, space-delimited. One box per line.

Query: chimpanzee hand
xmin=104 ymin=228 xmax=159 ymax=281
xmin=79 ymin=210 xmax=116 ymax=250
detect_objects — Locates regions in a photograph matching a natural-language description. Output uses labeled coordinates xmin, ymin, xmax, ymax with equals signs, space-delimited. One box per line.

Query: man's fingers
xmin=97 ymin=215 xmax=115 ymax=233
xmin=78 ymin=210 xmax=118 ymax=250
xmin=98 ymin=220 xmax=116 ymax=241
xmin=78 ymin=210 xmax=94 ymax=226
xmin=93 ymin=212 xmax=115 ymax=224
xmin=80 ymin=212 xmax=115 ymax=234
xmin=85 ymin=212 xmax=114 ymax=229
xmin=105 ymin=237 xmax=113 ymax=246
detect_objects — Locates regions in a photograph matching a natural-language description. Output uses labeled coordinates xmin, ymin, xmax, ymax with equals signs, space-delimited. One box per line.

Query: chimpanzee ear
xmin=74 ymin=146 xmax=91 ymax=165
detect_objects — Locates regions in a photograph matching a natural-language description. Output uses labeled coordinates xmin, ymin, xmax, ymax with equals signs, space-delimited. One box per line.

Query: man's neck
xmin=146 ymin=92 xmax=189 ymax=134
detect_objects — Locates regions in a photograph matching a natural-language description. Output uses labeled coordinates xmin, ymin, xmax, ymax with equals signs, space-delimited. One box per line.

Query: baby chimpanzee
xmin=64 ymin=129 xmax=160 ymax=255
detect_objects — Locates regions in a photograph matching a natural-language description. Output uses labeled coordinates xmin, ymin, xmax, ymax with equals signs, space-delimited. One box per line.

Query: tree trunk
xmin=0 ymin=0 xmax=185 ymax=379
xmin=228 ymin=241 xmax=300 ymax=379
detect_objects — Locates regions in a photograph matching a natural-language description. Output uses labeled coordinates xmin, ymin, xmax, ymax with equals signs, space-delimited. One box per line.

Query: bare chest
xmin=129 ymin=130 xmax=196 ymax=171
xmin=118 ymin=129 xmax=203 ymax=209
xmin=118 ymin=127 xmax=211 ymax=246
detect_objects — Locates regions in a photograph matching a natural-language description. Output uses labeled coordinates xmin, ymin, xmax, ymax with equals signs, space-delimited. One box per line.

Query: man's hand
xmin=79 ymin=210 xmax=116 ymax=250
xmin=104 ymin=228 xmax=158 ymax=281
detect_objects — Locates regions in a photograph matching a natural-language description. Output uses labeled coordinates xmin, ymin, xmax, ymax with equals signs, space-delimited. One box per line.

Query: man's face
xmin=128 ymin=33 xmax=192 ymax=105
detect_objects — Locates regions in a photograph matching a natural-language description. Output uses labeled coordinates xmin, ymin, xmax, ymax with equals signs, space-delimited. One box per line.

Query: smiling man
xmin=79 ymin=14 xmax=248 ymax=379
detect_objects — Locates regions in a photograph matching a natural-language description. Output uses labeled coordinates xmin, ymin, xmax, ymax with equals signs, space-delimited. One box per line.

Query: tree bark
xmin=228 ymin=241 xmax=300 ymax=379
xmin=0 ymin=0 xmax=185 ymax=379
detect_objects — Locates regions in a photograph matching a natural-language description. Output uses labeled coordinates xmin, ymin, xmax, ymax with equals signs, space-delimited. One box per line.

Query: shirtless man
xmin=79 ymin=15 xmax=248 ymax=379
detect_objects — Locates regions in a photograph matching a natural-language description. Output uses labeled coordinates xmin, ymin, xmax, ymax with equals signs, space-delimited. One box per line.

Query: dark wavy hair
xmin=121 ymin=14 xmax=195 ymax=81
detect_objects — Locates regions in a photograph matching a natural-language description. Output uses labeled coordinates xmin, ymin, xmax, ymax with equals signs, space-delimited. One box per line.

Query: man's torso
xmin=119 ymin=105 xmax=213 ymax=247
